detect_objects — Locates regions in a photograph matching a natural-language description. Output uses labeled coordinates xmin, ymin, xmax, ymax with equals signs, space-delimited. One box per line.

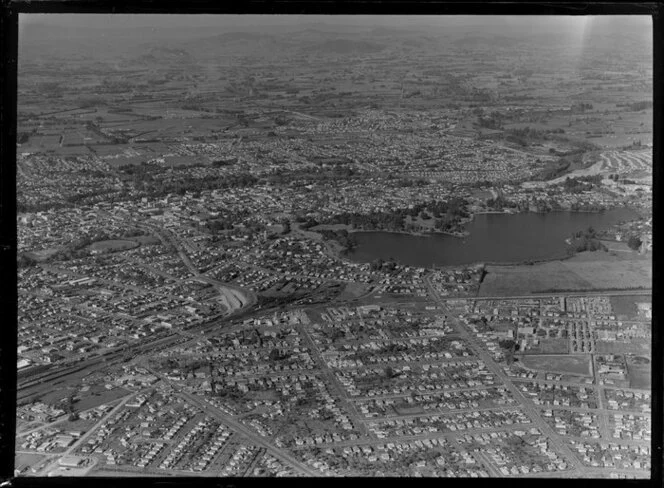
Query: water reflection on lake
xmin=347 ymin=208 xmax=638 ymax=267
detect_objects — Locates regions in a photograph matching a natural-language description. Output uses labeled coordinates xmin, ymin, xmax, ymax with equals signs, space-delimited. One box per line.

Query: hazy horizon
xmin=19 ymin=14 xmax=652 ymax=33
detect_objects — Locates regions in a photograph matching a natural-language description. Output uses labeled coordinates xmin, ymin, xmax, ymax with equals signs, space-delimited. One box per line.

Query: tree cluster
xmin=369 ymin=258 xmax=398 ymax=273
xmin=627 ymin=235 xmax=642 ymax=251
xmin=562 ymin=175 xmax=602 ymax=193
xmin=485 ymin=194 xmax=517 ymax=211
xmin=571 ymin=102 xmax=594 ymax=112
xmin=325 ymin=198 xmax=468 ymax=234
xmin=318 ymin=228 xmax=356 ymax=251
xmin=211 ymin=158 xmax=237 ymax=167
xmin=567 ymin=227 xmax=608 ymax=254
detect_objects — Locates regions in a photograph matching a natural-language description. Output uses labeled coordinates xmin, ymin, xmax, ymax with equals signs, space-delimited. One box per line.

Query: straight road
xmin=425 ymin=287 xmax=587 ymax=474
xmin=452 ymin=316 xmax=584 ymax=471
xmin=35 ymin=391 xmax=139 ymax=476
xmin=294 ymin=322 xmax=371 ymax=438
xmin=178 ymin=391 xmax=319 ymax=477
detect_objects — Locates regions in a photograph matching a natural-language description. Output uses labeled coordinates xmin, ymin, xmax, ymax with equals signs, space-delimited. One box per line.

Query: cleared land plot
xmin=88 ymin=239 xmax=140 ymax=253
xmin=522 ymin=338 xmax=569 ymax=355
xmin=337 ymin=282 xmax=371 ymax=300
xmin=73 ymin=386 xmax=132 ymax=412
xmin=610 ymin=295 xmax=651 ymax=319
xmin=626 ymin=356 xmax=651 ymax=390
xmin=520 ymin=354 xmax=591 ymax=376
xmin=15 ymin=453 xmax=48 ymax=475
xmin=596 ymin=339 xmax=650 ymax=355
xmin=627 ymin=365 xmax=650 ymax=390
xmin=479 ymin=254 xmax=651 ymax=296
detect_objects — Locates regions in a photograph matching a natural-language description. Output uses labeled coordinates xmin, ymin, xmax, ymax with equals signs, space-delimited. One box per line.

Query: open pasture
xmin=560 ymin=253 xmax=651 ymax=290
xmin=479 ymin=261 xmax=593 ymax=296
xmin=480 ymin=253 xmax=651 ymax=296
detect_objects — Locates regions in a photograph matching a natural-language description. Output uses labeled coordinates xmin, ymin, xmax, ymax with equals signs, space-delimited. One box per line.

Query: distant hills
xmin=18 ymin=19 xmax=652 ymax=68
xmin=302 ymin=39 xmax=385 ymax=54
xmin=124 ymin=46 xmax=195 ymax=67
xmin=213 ymin=32 xmax=276 ymax=43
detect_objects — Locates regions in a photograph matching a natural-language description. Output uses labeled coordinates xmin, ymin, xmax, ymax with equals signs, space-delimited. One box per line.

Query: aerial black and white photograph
xmin=12 ymin=11 xmax=654 ymax=479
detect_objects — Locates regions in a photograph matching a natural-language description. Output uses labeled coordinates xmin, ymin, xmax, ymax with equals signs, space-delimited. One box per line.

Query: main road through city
xmin=425 ymin=281 xmax=588 ymax=474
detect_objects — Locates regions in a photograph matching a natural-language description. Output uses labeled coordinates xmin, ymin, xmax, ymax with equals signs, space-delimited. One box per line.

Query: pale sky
xmin=19 ymin=14 xmax=651 ymax=32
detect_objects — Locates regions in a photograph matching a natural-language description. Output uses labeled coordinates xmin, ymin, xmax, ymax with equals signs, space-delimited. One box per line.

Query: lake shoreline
xmin=344 ymin=207 xmax=639 ymax=268
xmin=347 ymin=228 xmax=468 ymax=239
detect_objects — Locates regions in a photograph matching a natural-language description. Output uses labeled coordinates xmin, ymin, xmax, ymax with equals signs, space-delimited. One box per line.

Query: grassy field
xmin=38 ymin=386 xmax=77 ymax=406
xmin=520 ymin=354 xmax=592 ymax=376
xmin=627 ymin=364 xmax=651 ymax=390
xmin=479 ymin=261 xmax=593 ymax=296
xmin=479 ymin=252 xmax=651 ymax=296
xmin=25 ymin=248 xmax=61 ymax=262
xmin=394 ymin=404 xmax=425 ymax=416
xmin=337 ymin=282 xmax=371 ymax=300
xmin=88 ymin=239 xmax=140 ymax=253
xmin=561 ymin=253 xmax=651 ymax=289
xmin=73 ymin=386 xmax=132 ymax=412
xmin=596 ymin=339 xmax=650 ymax=355
xmin=131 ymin=235 xmax=160 ymax=245
xmin=626 ymin=356 xmax=651 ymax=389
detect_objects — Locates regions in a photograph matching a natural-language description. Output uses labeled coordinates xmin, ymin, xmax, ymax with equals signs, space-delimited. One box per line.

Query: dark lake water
xmin=347 ymin=208 xmax=639 ymax=267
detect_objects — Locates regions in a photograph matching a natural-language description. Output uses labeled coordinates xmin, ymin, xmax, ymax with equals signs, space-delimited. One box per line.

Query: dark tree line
xmin=561 ymin=175 xmax=603 ymax=193
xmin=486 ymin=194 xmax=518 ymax=211
xmin=324 ymin=198 xmax=469 ymax=233
xmin=568 ymin=226 xmax=607 ymax=254
xmin=627 ymin=235 xmax=642 ymax=251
